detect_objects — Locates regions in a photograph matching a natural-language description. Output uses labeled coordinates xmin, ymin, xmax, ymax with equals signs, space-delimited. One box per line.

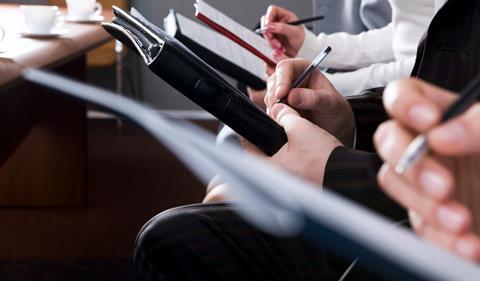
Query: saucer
xmin=66 ymin=15 xmax=104 ymax=23
xmin=20 ymin=28 xmax=69 ymax=38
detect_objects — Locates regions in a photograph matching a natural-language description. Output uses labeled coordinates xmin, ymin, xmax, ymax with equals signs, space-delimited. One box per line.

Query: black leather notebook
xmin=102 ymin=6 xmax=286 ymax=156
xmin=164 ymin=10 xmax=266 ymax=90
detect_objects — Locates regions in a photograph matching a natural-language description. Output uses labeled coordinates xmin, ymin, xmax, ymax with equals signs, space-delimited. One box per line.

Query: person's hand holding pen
xmin=264 ymin=58 xmax=355 ymax=147
xmin=261 ymin=5 xmax=306 ymax=61
xmin=374 ymin=78 xmax=480 ymax=262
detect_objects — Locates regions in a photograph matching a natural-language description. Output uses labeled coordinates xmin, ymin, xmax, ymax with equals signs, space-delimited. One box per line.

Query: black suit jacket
xmin=324 ymin=0 xmax=480 ymax=220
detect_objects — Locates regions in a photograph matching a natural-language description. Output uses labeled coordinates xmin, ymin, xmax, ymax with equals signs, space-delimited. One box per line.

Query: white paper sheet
xmin=164 ymin=12 xmax=266 ymax=81
xmin=195 ymin=0 xmax=275 ymax=63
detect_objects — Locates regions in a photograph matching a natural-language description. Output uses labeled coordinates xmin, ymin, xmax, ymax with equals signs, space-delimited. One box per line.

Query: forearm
xmin=297 ymin=24 xmax=394 ymax=69
xmin=325 ymin=57 xmax=416 ymax=97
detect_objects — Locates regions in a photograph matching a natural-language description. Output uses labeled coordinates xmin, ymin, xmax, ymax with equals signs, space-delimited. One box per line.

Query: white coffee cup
xmin=66 ymin=0 xmax=103 ymax=20
xmin=20 ymin=5 xmax=62 ymax=34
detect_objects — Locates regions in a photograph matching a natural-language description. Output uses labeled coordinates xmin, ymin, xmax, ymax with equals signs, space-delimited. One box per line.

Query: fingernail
xmin=419 ymin=170 xmax=450 ymax=199
xmin=455 ymin=237 xmax=480 ymax=260
xmin=274 ymin=48 xmax=283 ymax=56
xmin=433 ymin=122 xmax=468 ymax=145
xmin=274 ymin=83 xmax=283 ymax=99
xmin=268 ymin=24 xmax=276 ymax=31
xmin=409 ymin=105 xmax=438 ymax=129
xmin=273 ymin=41 xmax=282 ymax=49
xmin=437 ymin=206 xmax=466 ymax=232
xmin=408 ymin=210 xmax=423 ymax=227
xmin=377 ymin=130 xmax=396 ymax=156
xmin=375 ymin=123 xmax=388 ymax=144
xmin=271 ymin=103 xmax=285 ymax=120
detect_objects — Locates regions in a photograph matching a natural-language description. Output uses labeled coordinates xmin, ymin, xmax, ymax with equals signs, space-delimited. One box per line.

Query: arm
xmin=262 ymin=59 xmax=405 ymax=220
xmin=325 ymin=57 xmax=416 ymax=96
xmin=324 ymin=147 xmax=406 ymax=221
xmin=298 ymin=24 xmax=394 ymax=70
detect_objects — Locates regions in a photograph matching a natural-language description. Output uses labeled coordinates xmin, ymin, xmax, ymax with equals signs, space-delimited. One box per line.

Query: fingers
xmin=264 ymin=59 xmax=311 ymax=111
xmin=383 ymin=79 xmax=453 ymax=132
xmin=429 ymin=104 xmax=480 ymax=155
xmin=268 ymin=22 xmax=303 ymax=39
xmin=286 ymin=88 xmax=336 ymax=111
xmin=453 ymin=234 xmax=480 ymax=262
xmin=270 ymin=103 xmax=302 ymax=132
xmin=207 ymin=175 xmax=223 ymax=194
xmin=264 ymin=5 xmax=297 ymax=26
xmin=265 ymin=73 xmax=278 ymax=112
xmin=412 ymin=213 xmax=480 ymax=262
xmin=273 ymin=50 xmax=289 ymax=62
xmin=378 ymin=164 xmax=471 ymax=234
xmin=203 ymin=184 xmax=232 ymax=203
xmin=374 ymin=121 xmax=453 ymax=200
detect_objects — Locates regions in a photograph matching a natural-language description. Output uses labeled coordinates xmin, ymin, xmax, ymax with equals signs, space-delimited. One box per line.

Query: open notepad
xmin=194 ymin=0 xmax=276 ymax=67
xmin=164 ymin=10 xmax=267 ymax=89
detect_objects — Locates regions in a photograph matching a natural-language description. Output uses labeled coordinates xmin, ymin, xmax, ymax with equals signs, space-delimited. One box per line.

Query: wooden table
xmin=0 ymin=4 xmax=113 ymax=206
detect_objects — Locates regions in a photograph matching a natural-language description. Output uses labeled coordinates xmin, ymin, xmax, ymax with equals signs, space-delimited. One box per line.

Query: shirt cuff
xmin=296 ymin=27 xmax=323 ymax=61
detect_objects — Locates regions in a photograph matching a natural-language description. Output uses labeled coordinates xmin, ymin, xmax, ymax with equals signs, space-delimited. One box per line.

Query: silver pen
xmin=395 ymin=72 xmax=480 ymax=174
xmin=277 ymin=46 xmax=331 ymax=104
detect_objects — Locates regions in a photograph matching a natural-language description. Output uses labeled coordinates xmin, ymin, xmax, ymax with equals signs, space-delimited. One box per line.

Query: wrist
xmin=308 ymin=139 xmax=343 ymax=185
xmin=296 ymin=27 xmax=321 ymax=60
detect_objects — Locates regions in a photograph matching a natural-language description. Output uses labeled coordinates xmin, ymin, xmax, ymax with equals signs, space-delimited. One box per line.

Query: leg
xmin=134 ymin=203 xmax=340 ymax=281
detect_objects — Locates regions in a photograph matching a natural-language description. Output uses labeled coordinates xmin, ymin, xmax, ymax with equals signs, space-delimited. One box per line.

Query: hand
xmin=204 ymin=175 xmax=232 ymax=203
xmin=246 ymin=103 xmax=343 ymax=185
xmin=374 ymin=78 xmax=480 ymax=262
xmin=206 ymin=104 xmax=343 ymax=202
xmin=265 ymin=59 xmax=355 ymax=147
xmin=247 ymin=87 xmax=267 ymax=110
xmin=261 ymin=5 xmax=305 ymax=60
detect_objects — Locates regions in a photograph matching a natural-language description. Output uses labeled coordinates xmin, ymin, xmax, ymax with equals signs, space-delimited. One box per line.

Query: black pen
xmin=277 ymin=46 xmax=331 ymax=104
xmin=255 ymin=15 xmax=325 ymax=34
xmin=396 ymin=73 xmax=480 ymax=174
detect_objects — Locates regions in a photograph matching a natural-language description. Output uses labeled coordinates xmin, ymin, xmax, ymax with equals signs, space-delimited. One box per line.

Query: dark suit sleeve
xmin=323 ymin=89 xmax=406 ymax=221
xmin=324 ymin=147 xmax=406 ymax=221
xmin=346 ymin=88 xmax=389 ymax=152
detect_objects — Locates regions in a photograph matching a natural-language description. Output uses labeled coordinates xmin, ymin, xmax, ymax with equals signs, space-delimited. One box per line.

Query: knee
xmin=135 ymin=205 xmax=199 ymax=259
xmin=134 ymin=205 xmax=206 ymax=280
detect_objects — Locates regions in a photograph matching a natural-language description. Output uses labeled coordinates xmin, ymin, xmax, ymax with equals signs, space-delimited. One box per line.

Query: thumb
xmin=271 ymin=103 xmax=302 ymax=132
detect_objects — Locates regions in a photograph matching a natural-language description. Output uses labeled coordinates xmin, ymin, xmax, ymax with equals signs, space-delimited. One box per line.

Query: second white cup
xmin=66 ymin=0 xmax=103 ymax=20
xmin=20 ymin=5 xmax=62 ymax=34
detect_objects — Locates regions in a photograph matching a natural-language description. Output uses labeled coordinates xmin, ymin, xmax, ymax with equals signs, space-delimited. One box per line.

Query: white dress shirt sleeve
xmin=297 ymin=24 xmax=395 ymax=70
xmin=324 ymin=56 xmax=416 ymax=96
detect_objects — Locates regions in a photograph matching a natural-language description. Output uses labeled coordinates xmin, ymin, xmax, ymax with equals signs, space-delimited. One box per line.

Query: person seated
xmin=135 ymin=1 xmax=480 ymax=280
xmin=374 ymin=78 xmax=480 ymax=262
xmin=262 ymin=0 xmax=440 ymax=96
xmin=217 ymin=0 xmax=391 ymax=145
